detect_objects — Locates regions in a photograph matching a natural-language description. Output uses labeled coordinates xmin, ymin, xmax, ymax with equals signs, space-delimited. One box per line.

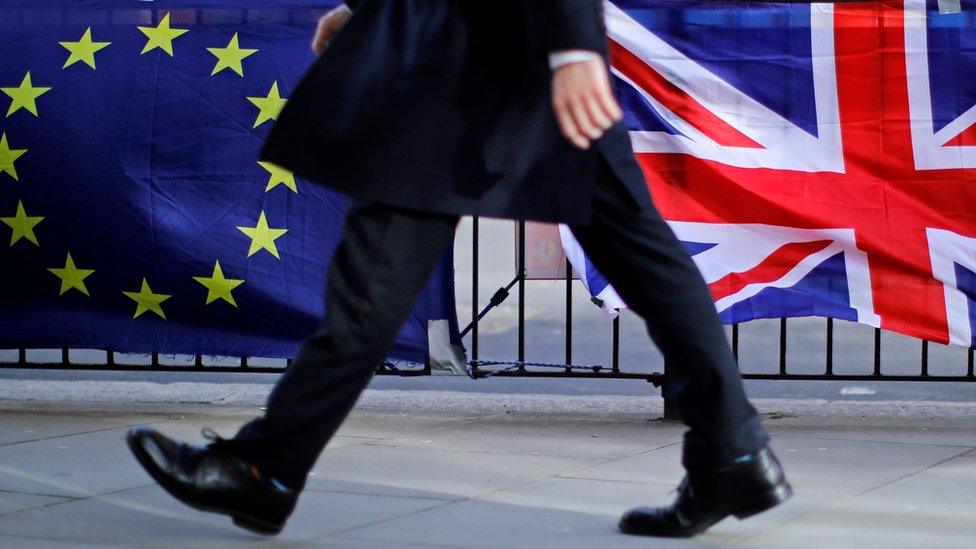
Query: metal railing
xmin=462 ymin=219 xmax=976 ymax=384
xmin=4 ymin=217 xmax=975 ymax=387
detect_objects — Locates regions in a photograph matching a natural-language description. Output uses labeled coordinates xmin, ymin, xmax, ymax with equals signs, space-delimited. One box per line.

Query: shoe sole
xmin=232 ymin=514 xmax=284 ymax=535
xmin=619 ymin=481 xmax=794 ymax=538
xmin=126 ymin=431 xmax=283 ymax=536
xmin=733 ymin=482 xmax=794 ymax=520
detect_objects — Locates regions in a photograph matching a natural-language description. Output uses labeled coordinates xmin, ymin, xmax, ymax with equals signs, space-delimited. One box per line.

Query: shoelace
xmin=200 ymin=428 xmax=293 ymax=492
xmin=201 ymin=427 xmax=233 ymax=449
xmin=671 ymin=477 xmax=695 ymax=500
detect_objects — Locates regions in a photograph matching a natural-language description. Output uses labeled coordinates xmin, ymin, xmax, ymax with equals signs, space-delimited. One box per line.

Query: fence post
xmin=661 ymin=362 xmax=681 ymax=421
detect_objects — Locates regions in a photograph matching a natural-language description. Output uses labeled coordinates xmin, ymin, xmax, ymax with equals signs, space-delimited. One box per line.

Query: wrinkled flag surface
xmin=0 ymin=0 xmax=459 ymax=363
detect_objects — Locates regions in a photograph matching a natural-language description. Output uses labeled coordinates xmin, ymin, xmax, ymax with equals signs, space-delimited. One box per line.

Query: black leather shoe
xmin=619 ymin=447 xmax=792 ymax=538
xmin=126 ymin=427 xmax=297 ymax=535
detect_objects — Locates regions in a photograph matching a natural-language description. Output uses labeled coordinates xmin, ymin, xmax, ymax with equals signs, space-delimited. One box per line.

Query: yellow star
xmin=137 ymin=13 xmax=189 ymax=56
xmin=60 ymin=28 xmax=111 ymax=69
xmin=247 ymin=82 xmax=287 ymax=128
xmin=0 ymin=133 xmax=27 ymax=181
xmin=122 ymin=278 xmax=171 ymax=319
xmin=258 ymin=161 xmax=297 ymax=193
xmin=1 ymin=200 xmax=43 ymax=246
xmin=237 ymin=211 xmax=287 ymax=259
xmin=48 ymin=253 xmax=95 ymax=296
xmin=208 ymin=33 xmax=258 ymax=77
xmin=193 ymin=260 xmax=244 ymax=306
xmin=1 ymin=72 xmax=52 ymax=118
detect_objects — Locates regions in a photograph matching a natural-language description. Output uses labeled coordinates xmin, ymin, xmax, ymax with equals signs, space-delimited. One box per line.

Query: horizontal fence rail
xmin=3 ymin=217 xmax=975 ymax=385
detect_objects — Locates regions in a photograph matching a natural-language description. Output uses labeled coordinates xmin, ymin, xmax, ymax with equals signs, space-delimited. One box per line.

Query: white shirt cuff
xmin=548 ymin=50 xmax=602 ymax=71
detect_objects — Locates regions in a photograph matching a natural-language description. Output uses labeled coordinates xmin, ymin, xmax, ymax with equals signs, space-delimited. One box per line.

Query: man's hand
xmin=551 ymin=58 xmax=623 ymax=150
xmin=312 ymin=5 xmax=352 ymax=56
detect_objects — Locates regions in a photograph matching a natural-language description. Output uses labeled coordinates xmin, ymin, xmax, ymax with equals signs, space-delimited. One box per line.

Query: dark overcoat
xmin=259 ymin=0 xmax=651 ymax=225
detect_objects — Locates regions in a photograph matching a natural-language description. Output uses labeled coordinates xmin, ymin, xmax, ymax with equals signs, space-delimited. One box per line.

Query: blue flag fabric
xmin=0 ymin=0 xmax=459 ymax=363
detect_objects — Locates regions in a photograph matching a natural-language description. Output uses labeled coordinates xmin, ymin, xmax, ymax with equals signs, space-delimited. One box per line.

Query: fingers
xmin=311 ymin=21 xmax=329 ymax=55
xmin=310 ymin=8 xmax=351 ymax=56
xmin=554 ymin=98 xmax=590 ymax=150
xmin=583 ymin=95 xmax=613 ymax=133
xmin=595 ymin=79 xmax=624 ymax=123
xmin=552 ymin=59 xmax=626 ymax=150
xmin=556 ymin=91 xmax=619 ymax=150
xmin=312 ymin=38 xmax=329 ymax=56
xmin=571 ymin=99 xmax=603 ymax=141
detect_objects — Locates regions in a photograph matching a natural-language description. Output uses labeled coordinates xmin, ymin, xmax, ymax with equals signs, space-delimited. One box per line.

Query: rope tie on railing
xmin=467 ymin=360 xmax=606 ymax=379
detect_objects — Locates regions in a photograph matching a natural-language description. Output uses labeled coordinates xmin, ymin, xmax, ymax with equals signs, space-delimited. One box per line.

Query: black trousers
xmin=234 ymin=168 xmax=769 ymax=488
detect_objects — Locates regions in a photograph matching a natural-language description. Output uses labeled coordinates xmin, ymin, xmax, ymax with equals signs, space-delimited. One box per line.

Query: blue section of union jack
xmin=558 ymin=226 xmax=626 ymax=319
xmin=671 ymin=224 xmax=868 ymax=325
xmin=614 ymin=0 xmax=819 ymax=137
xmin=925 ymin=0 xmax=976 ymax=133
xmin=952 ymin=264 xmax=976 ymax=347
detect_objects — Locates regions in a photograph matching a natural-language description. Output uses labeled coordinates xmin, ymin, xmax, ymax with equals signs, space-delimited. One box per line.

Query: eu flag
xmin=0 ymin=0 xmax=459 ymax=363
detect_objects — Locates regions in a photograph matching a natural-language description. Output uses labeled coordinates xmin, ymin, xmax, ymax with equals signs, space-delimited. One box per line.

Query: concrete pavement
xmin=0 ymin=390 xmax=975 ymax=547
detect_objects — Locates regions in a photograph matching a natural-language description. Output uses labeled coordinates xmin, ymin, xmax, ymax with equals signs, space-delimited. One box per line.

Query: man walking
xmin=128 ymin=0 xmax=790 ymax=538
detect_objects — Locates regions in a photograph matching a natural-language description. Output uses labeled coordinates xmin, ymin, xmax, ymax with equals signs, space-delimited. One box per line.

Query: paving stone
xmin=554 ymin=442 xmax=684 ymax=486
xmin=565 ymin=436 xmax=970 ymax=498
xmin=0 ymin=484 xmax=447 ymax=546
xmin=0 ymin=536 xmax=117 ymax=548
xmin=377 ymin=416 xmax=684 ymax=459
xmin=478 ymin=476 xmax=835 ymax=540
xmin=306 ymin=443 xmax=602 ymax=499
xmin=0 ymin=491 xmax=72 ymax=515
xmin=335 ymin=409 xmax=485 ymax=440
xmin=304 ymin=478 xmax=464 ymax=502
xmin=479 ymin=476 xmax=672 ymax=517
xmin=768 ymin=437 xmax=970 ymax=497
xmin=0 ymin=411 xmax=161 ymax=446
xmin=332 ymin=498 xmax=722 ymax=548
xmin=323 ymin=436 xmax=382 ymax=451
xmin=0 ymin=421 xmax=379 ymax=500
xmin=0 ymin=427 xmax=155 ymax=498
xmin=765 ymin=416 xmax=976 ymax=447
xmin=1 ymin=405 xmax=975 ymax=547
xmin=298 ymin=538 xmax=438 ymax=549
xmin=144 ymin=418 xmax=377 ymax=451
xmin=739 ymin=457 xmax=976 ymax=548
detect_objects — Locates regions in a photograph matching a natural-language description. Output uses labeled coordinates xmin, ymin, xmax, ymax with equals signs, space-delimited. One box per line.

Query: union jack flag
xmin=565 ymin=0 xmax=976 ymax=348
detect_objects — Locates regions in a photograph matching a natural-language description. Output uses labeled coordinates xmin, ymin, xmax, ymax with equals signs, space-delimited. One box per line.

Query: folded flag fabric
xmin=0 ymin=0 xmax=459 ymax=363
xmin=558 ymin=225 xmax=627 ymax=319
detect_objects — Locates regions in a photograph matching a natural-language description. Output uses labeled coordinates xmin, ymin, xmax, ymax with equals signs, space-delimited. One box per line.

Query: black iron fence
xmin=463 ymin=219 xmax=976 ymax=384
xmin=4 ymin=217 xmax=974 ymax=386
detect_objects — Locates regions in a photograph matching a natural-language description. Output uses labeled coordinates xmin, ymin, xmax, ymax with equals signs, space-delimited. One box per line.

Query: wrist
xmin=549 ymin=50 xmax=602 ymax=71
